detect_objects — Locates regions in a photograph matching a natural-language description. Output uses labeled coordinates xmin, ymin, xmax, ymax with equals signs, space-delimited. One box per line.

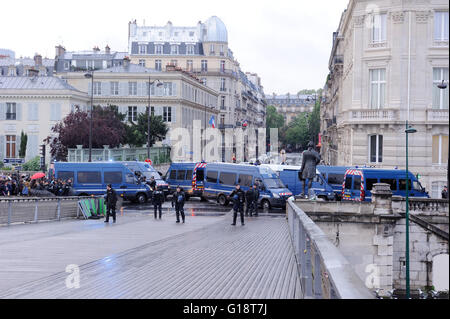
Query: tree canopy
xmin=124 ymin=111 xmax=169 ymax=148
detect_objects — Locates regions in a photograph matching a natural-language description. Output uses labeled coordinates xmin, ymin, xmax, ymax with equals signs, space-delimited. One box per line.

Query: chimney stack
xmin=34 ymin=54 xmax=42 ymax=67
xmin=123 ymin=56 xmax=130 ymax=69
xmin=93 ymin=46 xmax=100 ymax=53
xmin=55 ymin=45 xmax=66 ymax=57
xmin=28 ymin=68 xmax=39 ymax=77
xmin=105 ymin=45 xmax=111 ymax=54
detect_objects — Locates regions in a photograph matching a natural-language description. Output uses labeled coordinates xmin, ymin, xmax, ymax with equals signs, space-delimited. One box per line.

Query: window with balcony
xmin=128 ymin=106 xmax=137 ymax=122
xmin=6 ymin=135 xmax=16 ymax=158
xmin=138 ymin=59 xmax=146 ymax=67
xmin=6 ymin=102 xmax=16 ymax=120
xmin=110 ymin=82 xmax=119 ymax=95
xmin=434 ymin=11 xmax=449 ymax=42
xmin=155 ymin=45 xmax=163 ymax=55
xmin=210 ymin=44 xmax=215 ymax=55
xmin=369 ymin=134 xmax=383 ymax=163
xmin=187 ymin=44 xmax=195 ymax=55
xmin=128 ymin=82 xmax=137 ymax=96
xmin=220 ymin=60 xmax=225 ymax=72
xmin=155 ymin=60 xmax=162 ymax=71
xmin=370 ymin=69 xmax=386 ymax=109
xmin=432 ymin=134 xmax=448 ymax=165
xmin=433 ymin=67 xmax=449 ymax=109
xmin=371 ymin=14 xmax=387 ymax=44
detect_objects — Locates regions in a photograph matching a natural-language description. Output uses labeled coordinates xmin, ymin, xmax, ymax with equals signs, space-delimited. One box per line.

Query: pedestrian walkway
xmin=0 ymin=212 xmax=301 ymax=299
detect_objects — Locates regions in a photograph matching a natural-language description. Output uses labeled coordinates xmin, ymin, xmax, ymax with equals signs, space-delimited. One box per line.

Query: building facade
xmin=0 ymin=75 xmax=88 ymax=164
xmin=266 ymin=93 xmax=316 ymax=125
xmin=127 ymin=17 xmax=266 ymax=161
xmin=54 ymin=45 xmax=127 ymax=73
xmin=321 ymin=0 xmax=449 ymax=198
xmin=59 ymin=59 xmax=219 ymax=161
xmin=0 ymin=51 xmax=54 ymax=77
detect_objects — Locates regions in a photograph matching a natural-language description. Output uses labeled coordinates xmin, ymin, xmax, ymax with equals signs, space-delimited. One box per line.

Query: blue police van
xmin=54 ymin=162 xmax=152 ymax=203
xmin=261 ymin=164 xmax=335 ymax=200
xmin=342 ymin=168 xmax=429 ymax=202
xmin=201 ymin=163 xmax=292 ymax=209
xmin=317 ymin=165 xmax=350 ymax=200
xmin=164 ymin=162 xmax=205 ymax=199
xmin=121 ymin=161 xmax=169 ymax=196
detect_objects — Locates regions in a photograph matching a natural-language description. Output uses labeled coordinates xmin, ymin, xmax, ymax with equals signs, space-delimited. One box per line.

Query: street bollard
xmin=34 ymin=199 xmax=39 ymax=223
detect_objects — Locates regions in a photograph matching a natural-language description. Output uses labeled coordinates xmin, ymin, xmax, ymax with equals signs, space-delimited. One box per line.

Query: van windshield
xmin=258 ymin=166 xmax=278 ymax=179
xmin=143 ymin=171 xmax=162 ymax=180
xmin=264 ymin=178 xmax=285 ymax=189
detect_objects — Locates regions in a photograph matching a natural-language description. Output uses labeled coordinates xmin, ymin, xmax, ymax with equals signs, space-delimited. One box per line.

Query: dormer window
xmin=155 ymin=44 xmax=163 ymax=55
xmin=139 ymin=44 xmax=147 ymax=54
xmin=171 ymin=44 xmax=179 ymax=55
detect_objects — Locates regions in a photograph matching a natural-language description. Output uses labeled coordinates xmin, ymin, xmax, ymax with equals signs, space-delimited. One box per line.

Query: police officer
xmin=152 ymin=185 xmax=164 ymax=219
xmin=105 ymin=184 xmax=118 ymax=223
xmin=251 ymin=184 xmax=260 ymax=216
xmin=172 ymin=186 xmax=186 ymax=223
xmin=148 ymin=176 xmax=157 ymax=191
xmin=229 ymin=184 xmax=245 ymax=226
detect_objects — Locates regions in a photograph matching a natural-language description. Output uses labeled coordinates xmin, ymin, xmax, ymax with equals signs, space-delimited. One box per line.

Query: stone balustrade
xmin=286 ymin=197 xmax=374 ymax=299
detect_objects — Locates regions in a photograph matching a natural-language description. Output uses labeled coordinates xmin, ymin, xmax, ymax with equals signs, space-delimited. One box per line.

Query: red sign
xmin=145 ymin=158 xmax=152 ymax=165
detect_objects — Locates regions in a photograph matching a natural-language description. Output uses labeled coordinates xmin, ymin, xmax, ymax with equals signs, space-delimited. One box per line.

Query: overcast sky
xmin=1 ymin=0 xmax=349 ymax=94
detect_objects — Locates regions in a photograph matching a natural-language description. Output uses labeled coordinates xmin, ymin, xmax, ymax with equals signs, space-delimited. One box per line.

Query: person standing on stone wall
xmin=300 ymin=141 xmax=321 ymax=198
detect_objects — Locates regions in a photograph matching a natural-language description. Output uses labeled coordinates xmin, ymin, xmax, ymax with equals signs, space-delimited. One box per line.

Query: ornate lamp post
xmin=84 ymin=71 xmax=94 ymax=162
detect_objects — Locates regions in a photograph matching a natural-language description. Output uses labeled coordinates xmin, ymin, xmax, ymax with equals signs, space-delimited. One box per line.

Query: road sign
xmin=145 ymin=158 xmax=153 ymax=165
xmin=3 ymin=158 xmax=25 ymax=164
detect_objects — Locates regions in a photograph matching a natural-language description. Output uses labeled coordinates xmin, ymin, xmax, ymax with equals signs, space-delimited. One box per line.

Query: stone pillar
xmin=76 ymin=145 xmax=83 ymax=163
xmin=371 ymin=183 xmax=393 ymax=215
xmin=103 ymin=145 xmax=109 ymax=161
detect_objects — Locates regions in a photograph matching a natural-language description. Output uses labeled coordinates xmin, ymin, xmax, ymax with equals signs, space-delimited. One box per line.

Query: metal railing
xmin=0 ymin=196 xmax=92 ymax=226
xmin=286 ymin=197 xmax=374 ymax=299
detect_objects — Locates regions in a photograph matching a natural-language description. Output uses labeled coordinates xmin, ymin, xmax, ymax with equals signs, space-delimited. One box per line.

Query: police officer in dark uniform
xmin=229 ymin=184 xmax=245 ymax=226
xmin=245 ymin=187 xmax=254 ymax=217
xmin=172 ymin=186 xmax=186 ymax=223
xmin=105 ymin=184 xmax=118 ymax=223
xmin=152 ymin=185 xmax=164 ymax=219
xmin=251 ymin=184 xmax=260 ymax=216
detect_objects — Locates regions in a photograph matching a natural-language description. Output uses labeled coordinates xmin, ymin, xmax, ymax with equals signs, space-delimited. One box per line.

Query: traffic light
xmin=39 ymin=144 xmax=46 ymax=171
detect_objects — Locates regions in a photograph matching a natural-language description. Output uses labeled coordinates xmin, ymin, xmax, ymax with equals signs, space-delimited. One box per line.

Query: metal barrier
xmin=0 ymin=196 xmax=92 ymax=226
xmin=286 ymin=197 xmax=374 ymax=299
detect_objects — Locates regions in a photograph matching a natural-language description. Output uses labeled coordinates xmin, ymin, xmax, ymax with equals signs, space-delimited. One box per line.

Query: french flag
xmin=209 ymin=115 xmax=216 ymax=128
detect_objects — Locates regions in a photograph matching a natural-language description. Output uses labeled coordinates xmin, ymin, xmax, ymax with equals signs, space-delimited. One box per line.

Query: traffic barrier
xmin=0 ymin=196 xmax=94 ymax=226
xmin=78 ymin=197 xmax=106 ymax=219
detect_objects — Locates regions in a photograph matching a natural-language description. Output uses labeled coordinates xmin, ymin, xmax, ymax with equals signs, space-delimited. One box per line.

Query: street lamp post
xmin=436 ymin=79 xmax=449 ymax=194
xmin=405 ymin=123 xmax=417 ymax=299
xmin=147 ymin=77 xmax=163 ymax=159
xmin=84 ymin=71 xmax=94 ymax=162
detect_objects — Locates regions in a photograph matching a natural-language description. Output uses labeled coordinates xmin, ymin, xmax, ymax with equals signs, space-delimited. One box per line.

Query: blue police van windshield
xmin=143 ymin=171 xmax=162 ymax=180
xmin=258 ymin=166 xmax=278 ymax=179
xmin=264 ymin=178 xmax=285 ymax=189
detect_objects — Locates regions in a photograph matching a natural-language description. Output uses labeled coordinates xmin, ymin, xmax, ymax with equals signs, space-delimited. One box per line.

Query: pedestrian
xmin=229 ymin=184 xmax=245 ymax=226
xmin=172 ymin=186 xmax=186 ymax=223
xmin=300 ymin=141 xmax=321 ymax=198
xmin=152 ymin=185 xmax=164 ymax=219
xmin=105 ymin=184 xmax=118 ymax=223
xmin=251 ymin=184 xmax=260 ymax=216
xmin=442 ymin=186 xmax=448 ymax=199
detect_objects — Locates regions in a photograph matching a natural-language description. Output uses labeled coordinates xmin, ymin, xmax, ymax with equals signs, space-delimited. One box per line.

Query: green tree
xmin=124 ymin=111 xmax=169 ymax=148
xmin=19 ymin=131 xmax=27 ymax=158
xmin=22 ymin=156 xmax=41 ymax=171
xmin=308 ymin=98 xmax=321 ymax=144
xmin=266 ymin=105 xmax=285 ymax=147
xmin=284 ymin=113 xmax=310 ymax=149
